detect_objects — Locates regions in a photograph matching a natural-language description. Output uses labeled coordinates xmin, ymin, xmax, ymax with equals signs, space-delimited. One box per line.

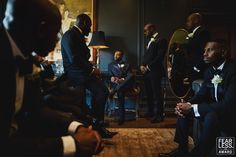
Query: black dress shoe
xmin=98 ymin=127 xmax=118 ymax=138
xmin=150 ymin=116 xmax=164 ymax=123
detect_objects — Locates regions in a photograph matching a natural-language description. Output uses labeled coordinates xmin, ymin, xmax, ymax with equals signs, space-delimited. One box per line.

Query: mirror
xmin=166 ymin=28 xmax=192 ymax=99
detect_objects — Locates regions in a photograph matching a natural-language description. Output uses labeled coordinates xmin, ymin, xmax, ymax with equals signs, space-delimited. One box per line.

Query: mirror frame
xmin=166 ymin=28 xmax=191 ymax=100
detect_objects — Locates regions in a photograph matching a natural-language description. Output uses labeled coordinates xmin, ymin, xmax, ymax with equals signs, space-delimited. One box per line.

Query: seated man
xmin=159 ymin=39 xmax=236 ymax=157
xmin=61 ymin=13 xmax=109 ymax=128
xmin=108 ymin=50 xmax=135 ymax=125
xmin=0 ymin=0 xmax=102 ymax=157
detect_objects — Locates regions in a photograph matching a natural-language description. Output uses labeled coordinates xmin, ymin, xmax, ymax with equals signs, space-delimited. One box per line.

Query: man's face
xmin=34 ymin=21 xmax=61 ymax=57
xmin=186 ymin=15 xmax=194 ymax=31
xmin=203 ymin=42 xmax=224 ymax=64
xmin=4 ymin=0 xmax=62 ymax=57
xmin=144 ymin=25 xmax=152 ymax=38
xmin=114 ymin=51 xmax=123 ymax=61
xmin=83 ymin=19 xmax=92 ymax=36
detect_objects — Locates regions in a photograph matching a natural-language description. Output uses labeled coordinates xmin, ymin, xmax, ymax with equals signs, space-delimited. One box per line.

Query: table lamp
xmin=88 ymin=31 xmax=108 ymax=68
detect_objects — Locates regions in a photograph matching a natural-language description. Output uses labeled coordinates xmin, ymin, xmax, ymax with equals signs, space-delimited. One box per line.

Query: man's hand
xmin=111 ymin=77 xmax=119 ymax=83
xmin=175 ymin=102 xmax=192 ymax=117
xmin=74 ymin=126 xmax=104 ymax=156
xmin=140 ymin=65 xmax=147 ymax=74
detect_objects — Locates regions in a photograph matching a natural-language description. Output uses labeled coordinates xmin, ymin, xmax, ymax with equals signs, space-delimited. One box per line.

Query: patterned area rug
xmin=95 ymin=128 xmax=179 ymax=157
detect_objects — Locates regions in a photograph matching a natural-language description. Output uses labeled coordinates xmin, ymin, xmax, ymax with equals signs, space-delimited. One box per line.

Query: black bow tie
xmin=15 ymin=56 xmax=33 ymax=76
xmin=212 ymin=68 xmax=222 ymax=75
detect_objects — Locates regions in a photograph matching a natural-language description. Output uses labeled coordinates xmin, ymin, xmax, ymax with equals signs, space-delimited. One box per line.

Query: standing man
xmin=61 ymin=14 xmax=109 ymax=127
xmin=108 ymin=50 xmax=135 ymax=125
xmin=159 ymin=39 xmax=236 ymax=157
xmin=140 ymin=24 xmax=167 ymax=123
xmin=185 ymin=12 xmax=210 ymax=81
xmin=0 ymin=0 xmax=102 ymax=157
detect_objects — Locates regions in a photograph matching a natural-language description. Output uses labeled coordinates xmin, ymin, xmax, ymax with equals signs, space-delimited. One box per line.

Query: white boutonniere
xmin=211 ymin=74 xmax=223 ymax=102
xmin=186 ymin=32 xmax=194 ymax=39
xmin=211 ymin=74 xmax=223 ymax=85
xmin=120 ymin=64 xmax=125 ymax=68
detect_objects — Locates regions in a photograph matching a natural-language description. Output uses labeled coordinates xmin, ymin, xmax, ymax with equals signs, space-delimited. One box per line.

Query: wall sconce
xmin=88 ymin=31 xmax=109 ymax=68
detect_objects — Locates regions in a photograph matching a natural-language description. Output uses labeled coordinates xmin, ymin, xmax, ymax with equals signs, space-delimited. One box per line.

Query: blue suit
xmin=108 ymin=60 xmax=134 ymax=122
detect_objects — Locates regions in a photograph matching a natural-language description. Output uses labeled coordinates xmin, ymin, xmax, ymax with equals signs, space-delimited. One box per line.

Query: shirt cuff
xmin=192 ymin=104 xmax=200 ymax=117
xmin=193 ymin=66 xmax=200 ymax=73
xmin=68 ymin=121 xmax=84 ymax=134
xmin=146 ymin=65 xmax=151 ymax=71
xmin=61 ymin=136 xmax=76 ymax=157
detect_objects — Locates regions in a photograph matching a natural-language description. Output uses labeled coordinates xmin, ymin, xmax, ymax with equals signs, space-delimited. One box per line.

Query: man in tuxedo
xmin=0 ymin=0 xmax=103 ymax=157
xmin=61 ymin=14 xmax=113 ymax=132
xmin=108 ymin=50 xmax=135 ymax=125
xmin=185 ymin=12 xmax=211 ymax=81
xmin=159 ymin=39 xmax=236 ymax=157
xmin=140 ymin=23 xmax=167 ymax=123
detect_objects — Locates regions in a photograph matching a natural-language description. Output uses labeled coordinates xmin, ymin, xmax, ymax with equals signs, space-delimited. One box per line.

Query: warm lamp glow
xmin=88 ymin=31 xmax=108 ymax=68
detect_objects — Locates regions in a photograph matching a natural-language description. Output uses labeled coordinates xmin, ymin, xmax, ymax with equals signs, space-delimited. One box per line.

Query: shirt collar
xmin=213 ymin=60 xmax=226 ymax=71
xmin=152 ymin=32 xmax=158 ymax=39
xmin=74 ymin=25 xmax=83 ymax=34
xmin=192 ymin=26 xmax=201 ymax=35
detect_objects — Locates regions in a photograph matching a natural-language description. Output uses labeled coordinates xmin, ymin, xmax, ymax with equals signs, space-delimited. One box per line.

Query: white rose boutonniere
xmin=211 ymin=74 xmax=223 ymax=85
xmin=120 ymin=64 xmax=125 ymax=68
xmin=211 ymin=74 xmax=223 ymax=102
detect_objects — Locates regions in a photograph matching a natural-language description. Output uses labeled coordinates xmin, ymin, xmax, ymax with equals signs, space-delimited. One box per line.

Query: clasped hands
xmin=73 ymin=126 xmax=104 ymax=157
xmin=175 ymin=102 xmax=192 ymax=117
xmin=111 ymin=76 xmax=125 ymax=84
xmin=140 ymin=65 xmax=148 ymax=74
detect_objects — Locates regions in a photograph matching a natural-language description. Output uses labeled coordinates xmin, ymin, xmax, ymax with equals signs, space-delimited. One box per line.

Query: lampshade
xmin=88 ymin=31 xmax=109 ymax=49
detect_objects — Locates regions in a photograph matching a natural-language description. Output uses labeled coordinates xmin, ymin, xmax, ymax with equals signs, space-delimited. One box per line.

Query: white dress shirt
xmin=192 ymin=61 xmax=226 ymax=117
xmin=147 ymin=32 xmax=158 ymax=49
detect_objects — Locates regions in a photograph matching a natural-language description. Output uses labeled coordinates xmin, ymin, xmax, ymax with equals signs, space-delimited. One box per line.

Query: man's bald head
xmin=3 ymin=0 xmax=61 ymax=56
xmin=186 ymin=12 xmax=203 ymax=31
xmin=144 ymin=23 xmax=156 ymax=38
xmin=75 ymin=13 xmax=92 ymax=36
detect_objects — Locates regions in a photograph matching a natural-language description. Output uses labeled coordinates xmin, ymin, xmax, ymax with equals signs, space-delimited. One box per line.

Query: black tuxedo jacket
xmin=108 ymin=61 xmax=132 ymax=88
xmin=61 ymin=26 xmax=93 ymax=83
xmin=0 ymin=25 xmax=74 ymax=157
xmin=187 ymin=27 xmax=210 ymax=78
xmin=142 ymin=37 xmax=167 ymax=77
xmin=190 ymin=59 xmax=236 ymax=135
